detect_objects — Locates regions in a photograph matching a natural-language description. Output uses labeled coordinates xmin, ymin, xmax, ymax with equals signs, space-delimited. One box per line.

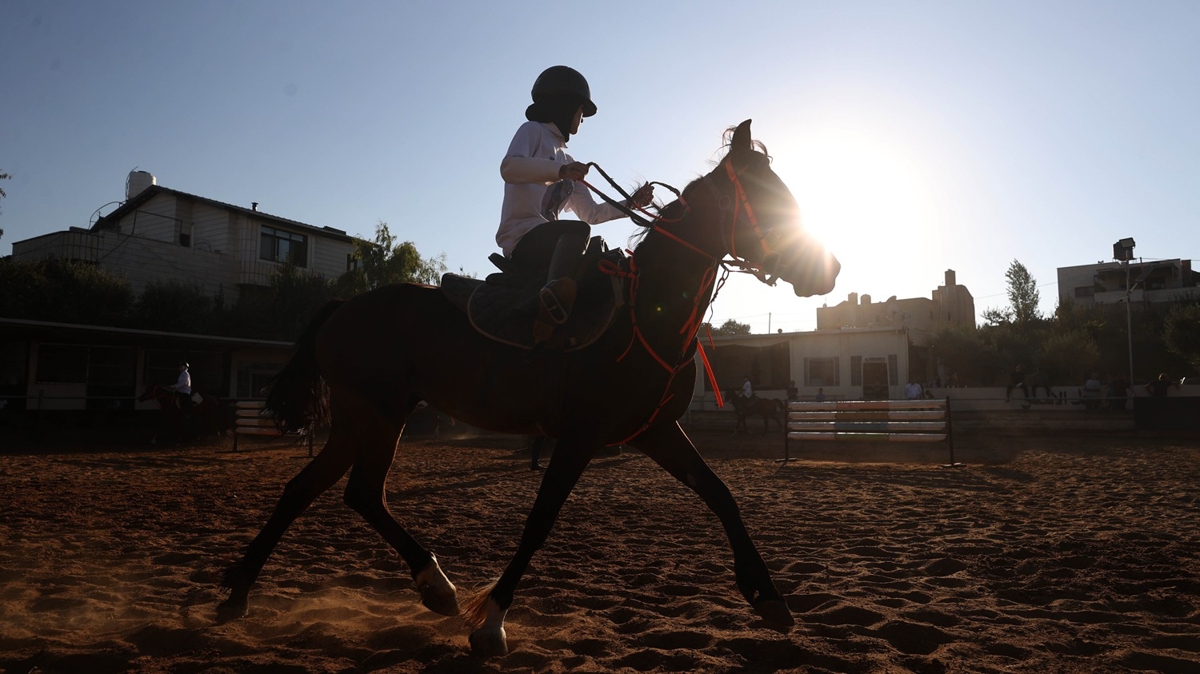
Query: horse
xmin=726 ymin=391 xmax=786 ymax=433
xmin=216 ymin=120 xmax=840 ymax=656
xmin=138 ymin=384 xmax=227 ymax=444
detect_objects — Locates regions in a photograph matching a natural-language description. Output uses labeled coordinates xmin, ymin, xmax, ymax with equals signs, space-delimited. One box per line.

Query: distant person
xmin=1081 ymin=372 xmax=1103 ymax=410
xmin=1005 ymin=364 xmax=1028 ymax=402
xmin=1107 ymin=374 xmax=1130 ymax=410
xmin=165 ymin=361 xmax=193 ymax=416
xmin=815 ymin=388 xmax=826 ymax=402
xmin=1145 ymin=373 xmax=1177 ymax=398
xmin=905 ymin=381 xmax=923 ymax=400
xmin=786 ymin=380 xmax=798 ymax=401
xmin=1028 ymin=367 xmax=1052 ymax=398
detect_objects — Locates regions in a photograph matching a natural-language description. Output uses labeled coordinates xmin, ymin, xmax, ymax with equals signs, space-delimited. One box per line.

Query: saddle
xmin=441 ymin=237 xmax=626 ymax=352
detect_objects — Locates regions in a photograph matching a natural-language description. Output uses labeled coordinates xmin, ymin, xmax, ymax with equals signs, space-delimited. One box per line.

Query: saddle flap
xmin=441 ymin=248 xmax=629 ymax=352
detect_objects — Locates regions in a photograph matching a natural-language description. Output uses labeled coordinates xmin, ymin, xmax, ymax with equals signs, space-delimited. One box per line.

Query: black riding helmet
xmin=529 ymin=65 xmax=597 ymax=117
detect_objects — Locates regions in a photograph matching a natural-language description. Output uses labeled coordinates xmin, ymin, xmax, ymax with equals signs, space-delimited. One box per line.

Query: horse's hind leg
xmin=627 ymin=421 xmax=793 ymax=628
xmin=341 ymin=401 xmax=460 ymax=617
xmin=216 ymin=406 xmax=358 ymax=622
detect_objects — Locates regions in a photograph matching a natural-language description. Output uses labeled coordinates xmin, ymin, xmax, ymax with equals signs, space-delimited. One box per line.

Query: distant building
xmin=1057 ymin=259 xmax=1198 ymax=308
xmin=10 ymin=170 xmax=355 ymax=299
xmin=815 ymin=270 xmax=976 ymax=332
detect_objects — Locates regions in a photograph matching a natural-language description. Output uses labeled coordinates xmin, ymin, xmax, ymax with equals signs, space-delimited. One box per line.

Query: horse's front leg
xmin=627 ymin=421 xmax=793 ymax=627
xmin=463 ymin=437 xmax=597 ymax=656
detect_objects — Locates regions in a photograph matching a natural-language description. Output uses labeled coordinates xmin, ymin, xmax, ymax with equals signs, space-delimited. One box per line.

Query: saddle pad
xmin=440 ymin=273 xmax=624 ymax=352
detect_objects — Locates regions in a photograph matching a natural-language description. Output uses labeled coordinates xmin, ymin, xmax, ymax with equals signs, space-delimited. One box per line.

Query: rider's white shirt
xmin=496 ymin=121 xmax=625 ymax=257
xmin=742 ymin=381 xmax=753 ymax=397
xmin=169 ymin=370 xmax=192 ymax=395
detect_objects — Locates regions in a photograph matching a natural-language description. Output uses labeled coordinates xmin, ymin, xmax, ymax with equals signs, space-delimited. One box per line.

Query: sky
xmin=3 ymin=0 xmax=1198 ymax=333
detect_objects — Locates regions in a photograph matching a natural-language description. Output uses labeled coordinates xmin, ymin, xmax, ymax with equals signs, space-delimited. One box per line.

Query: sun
xmin=779 ymin=129 xmax=942 ymax=266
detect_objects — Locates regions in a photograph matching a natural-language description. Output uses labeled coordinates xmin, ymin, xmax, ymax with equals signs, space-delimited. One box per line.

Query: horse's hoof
xmin=415 ymin=556 xmax=460 ymax=616
xmin=755 ymin=599 xmax=794 ymax=628
xmin=469 ymin=625 xmax=508 ymax=657
xmin=215 ymin=596 xmax=248 ymax=624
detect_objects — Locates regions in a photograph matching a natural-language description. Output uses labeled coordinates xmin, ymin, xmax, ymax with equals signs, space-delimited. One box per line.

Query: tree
xmin=1004 ymin=259 xmax=1041 ymax=326
xmin=1164 ymin=304 xmax=1200 ymax=370
xmin=336 ymin=221 xmax=447 ymax=295
xmin=128 ymin=280 xmax=216 ymax=334
xmin=1039 ymin=330 xmax=1102 ymax=383
xmin=711 ymin=319 xmax=752 ymax=336
xmin=0 ymin=169 xmax=10 ymax=216
xmin=0 ymin=258 xmax=132 ymax=326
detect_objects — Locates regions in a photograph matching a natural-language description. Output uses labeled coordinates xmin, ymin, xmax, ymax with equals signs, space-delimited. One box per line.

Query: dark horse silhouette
xmin=217 ymin=121 xmax=840 ymax=656
xmin=138 ymin=384 xmax=226 ymax=444
xmin=727 ymin=391 xmax=786 ymax=433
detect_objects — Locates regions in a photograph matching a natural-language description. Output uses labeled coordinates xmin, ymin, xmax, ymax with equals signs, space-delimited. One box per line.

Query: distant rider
xmin=165 ymin=361 xmax=193 ymax=416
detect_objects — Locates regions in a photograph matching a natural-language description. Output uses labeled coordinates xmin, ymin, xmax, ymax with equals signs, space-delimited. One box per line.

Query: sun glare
xmin=782 ymin=130 xmax=942 ymax=270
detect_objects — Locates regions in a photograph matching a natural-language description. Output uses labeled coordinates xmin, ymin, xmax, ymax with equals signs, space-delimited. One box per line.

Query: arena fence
xmin=781 ymin=398 xmax=958 ymax=466
xmin=232 ymin=400 xmax=314 ymax=456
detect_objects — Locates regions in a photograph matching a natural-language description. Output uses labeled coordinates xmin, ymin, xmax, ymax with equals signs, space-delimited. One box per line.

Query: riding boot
xmin=533 ymin=231 xmax=588 ymax=343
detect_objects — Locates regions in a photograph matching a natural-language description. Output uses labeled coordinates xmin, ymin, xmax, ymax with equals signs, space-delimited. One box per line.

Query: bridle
xmin=583 ymin=158 xmax=784 ymax=285
xmin=581 ymin=158 xmax=789 ymax=442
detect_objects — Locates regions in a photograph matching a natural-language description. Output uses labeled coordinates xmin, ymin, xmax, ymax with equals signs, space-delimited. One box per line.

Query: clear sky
xmin=3 ymin=0 xmax=1198 ymax=332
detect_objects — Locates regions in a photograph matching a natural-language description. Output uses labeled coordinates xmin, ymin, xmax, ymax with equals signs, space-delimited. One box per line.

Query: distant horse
xmin=138 ymin=384 xmax=226 ymax=444
xmin=217 ymin=121 xmax=840 ymax=655
xmin=726 ymin=391 xmax=786 ymax=433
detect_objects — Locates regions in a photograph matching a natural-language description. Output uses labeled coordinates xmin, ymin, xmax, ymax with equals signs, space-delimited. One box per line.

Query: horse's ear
xmin=729 ymin=119 xmax=753 ymax=158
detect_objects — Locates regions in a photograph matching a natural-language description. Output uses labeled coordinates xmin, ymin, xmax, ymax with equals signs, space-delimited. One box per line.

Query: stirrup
xmin=538 ymin=279 xmax=576 ymax=326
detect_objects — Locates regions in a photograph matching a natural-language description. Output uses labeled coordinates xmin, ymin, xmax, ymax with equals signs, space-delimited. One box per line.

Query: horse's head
xmin=700 ymin=120 xmax=840 ymax=298
xmin=138 ymin=384 xmax=165 ymax=402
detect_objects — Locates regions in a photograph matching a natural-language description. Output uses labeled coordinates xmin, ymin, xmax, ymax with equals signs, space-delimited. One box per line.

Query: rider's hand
xmin=558 ymin=161 xmax=589 ymax=181
xmin=629 ymin=183 xmax=655 ymax=208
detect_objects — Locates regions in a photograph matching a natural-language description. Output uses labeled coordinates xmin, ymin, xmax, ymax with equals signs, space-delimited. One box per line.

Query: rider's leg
xmin=539 ymin=225 xmax=590 ymax=325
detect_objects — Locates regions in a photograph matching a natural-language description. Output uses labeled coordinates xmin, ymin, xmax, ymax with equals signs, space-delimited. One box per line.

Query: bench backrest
xmin=785 ymin=399 xmax=949 ymax=442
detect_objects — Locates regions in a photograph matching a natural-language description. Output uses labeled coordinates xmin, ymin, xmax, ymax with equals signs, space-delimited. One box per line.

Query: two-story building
xmin=1058 ymin=259 xmax=1198 ymax=308
xmin=11 ymin=170 xmax=356 ymax=298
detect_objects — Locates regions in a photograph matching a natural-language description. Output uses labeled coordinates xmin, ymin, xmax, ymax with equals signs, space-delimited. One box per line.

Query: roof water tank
xmin=126 ymin=170 xmax=156 ymax=200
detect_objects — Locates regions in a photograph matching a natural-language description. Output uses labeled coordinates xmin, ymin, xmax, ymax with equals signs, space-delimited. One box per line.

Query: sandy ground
xmin=1 ymin=430 xmax=1198 ymax=673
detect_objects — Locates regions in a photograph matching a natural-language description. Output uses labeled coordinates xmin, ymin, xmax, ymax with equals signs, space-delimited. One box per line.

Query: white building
xmin=690 ymin=326 xmax=928 ymax=408
xmin=11 ymin=171 xmax=356 ymax=298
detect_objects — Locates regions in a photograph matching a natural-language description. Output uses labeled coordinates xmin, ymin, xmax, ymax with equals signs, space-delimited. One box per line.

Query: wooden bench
xmin=232 ymin=400 xmax=314 ymax=456
xmin=781 ymin=398 xmax=957 ymax=466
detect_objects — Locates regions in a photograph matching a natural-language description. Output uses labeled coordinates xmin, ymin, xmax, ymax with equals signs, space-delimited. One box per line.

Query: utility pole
xmin=1114 ymin=238 xmax=1136 ymax=388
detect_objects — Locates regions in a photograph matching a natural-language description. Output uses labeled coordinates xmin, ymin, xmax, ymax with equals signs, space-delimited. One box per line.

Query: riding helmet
xmin=179 ymin=361 xmax=189 ymax=368
xmin=530 ymin=66 xmax=597 ymax=117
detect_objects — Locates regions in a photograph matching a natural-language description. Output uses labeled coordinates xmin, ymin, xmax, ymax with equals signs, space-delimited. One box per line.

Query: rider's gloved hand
xmin=558 ymin=161 xmax=589 ymax=181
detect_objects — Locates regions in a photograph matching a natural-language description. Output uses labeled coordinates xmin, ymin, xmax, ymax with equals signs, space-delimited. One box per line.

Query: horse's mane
xmin=624 ymin=127 xmax=770 ymax=250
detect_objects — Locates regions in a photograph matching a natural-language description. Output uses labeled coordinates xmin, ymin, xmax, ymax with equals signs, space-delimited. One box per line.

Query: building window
xmin=346 ymin=253 xmax=359 ymax=272
xmin=888 ymin=354 xmax=899 ymax=385
xmin=1075 ymin=286 xmax=1094 ymax=298
xmin=237 ymin=362 xmax=282 ymax=398
xmin=177 ymin=222 xmax=192 ymax=247
xmin=260 ymin=226 xmax=308 ymax=267
xmin=35 ymin=344 xmax=89 ymax=384
xmin=850 ymin=355 xmax=862 ymax=386
xmin=804 ymin=357 xmax=839 ymax=386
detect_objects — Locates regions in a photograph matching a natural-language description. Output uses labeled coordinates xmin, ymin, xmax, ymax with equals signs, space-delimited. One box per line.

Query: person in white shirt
xmin=498 ymin=65 xmax=653 ymax=339
xmin=741 ymin=375 xmax=755 ymax=400
xmin=166 ymin=361 xmax=193 ymax=414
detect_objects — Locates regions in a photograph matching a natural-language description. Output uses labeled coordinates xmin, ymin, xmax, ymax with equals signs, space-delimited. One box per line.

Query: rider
xmin=741 ymin=375 xmax=756 ymax=401
xmin=165 ymin=361 xmax=193 ymax=416
xmin=497 ymin=65 xmax=653 ymax=340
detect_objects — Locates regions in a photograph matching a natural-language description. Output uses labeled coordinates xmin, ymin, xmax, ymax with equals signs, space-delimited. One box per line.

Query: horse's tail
xmin=264 ymin=300 xmax=345 ymax=432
